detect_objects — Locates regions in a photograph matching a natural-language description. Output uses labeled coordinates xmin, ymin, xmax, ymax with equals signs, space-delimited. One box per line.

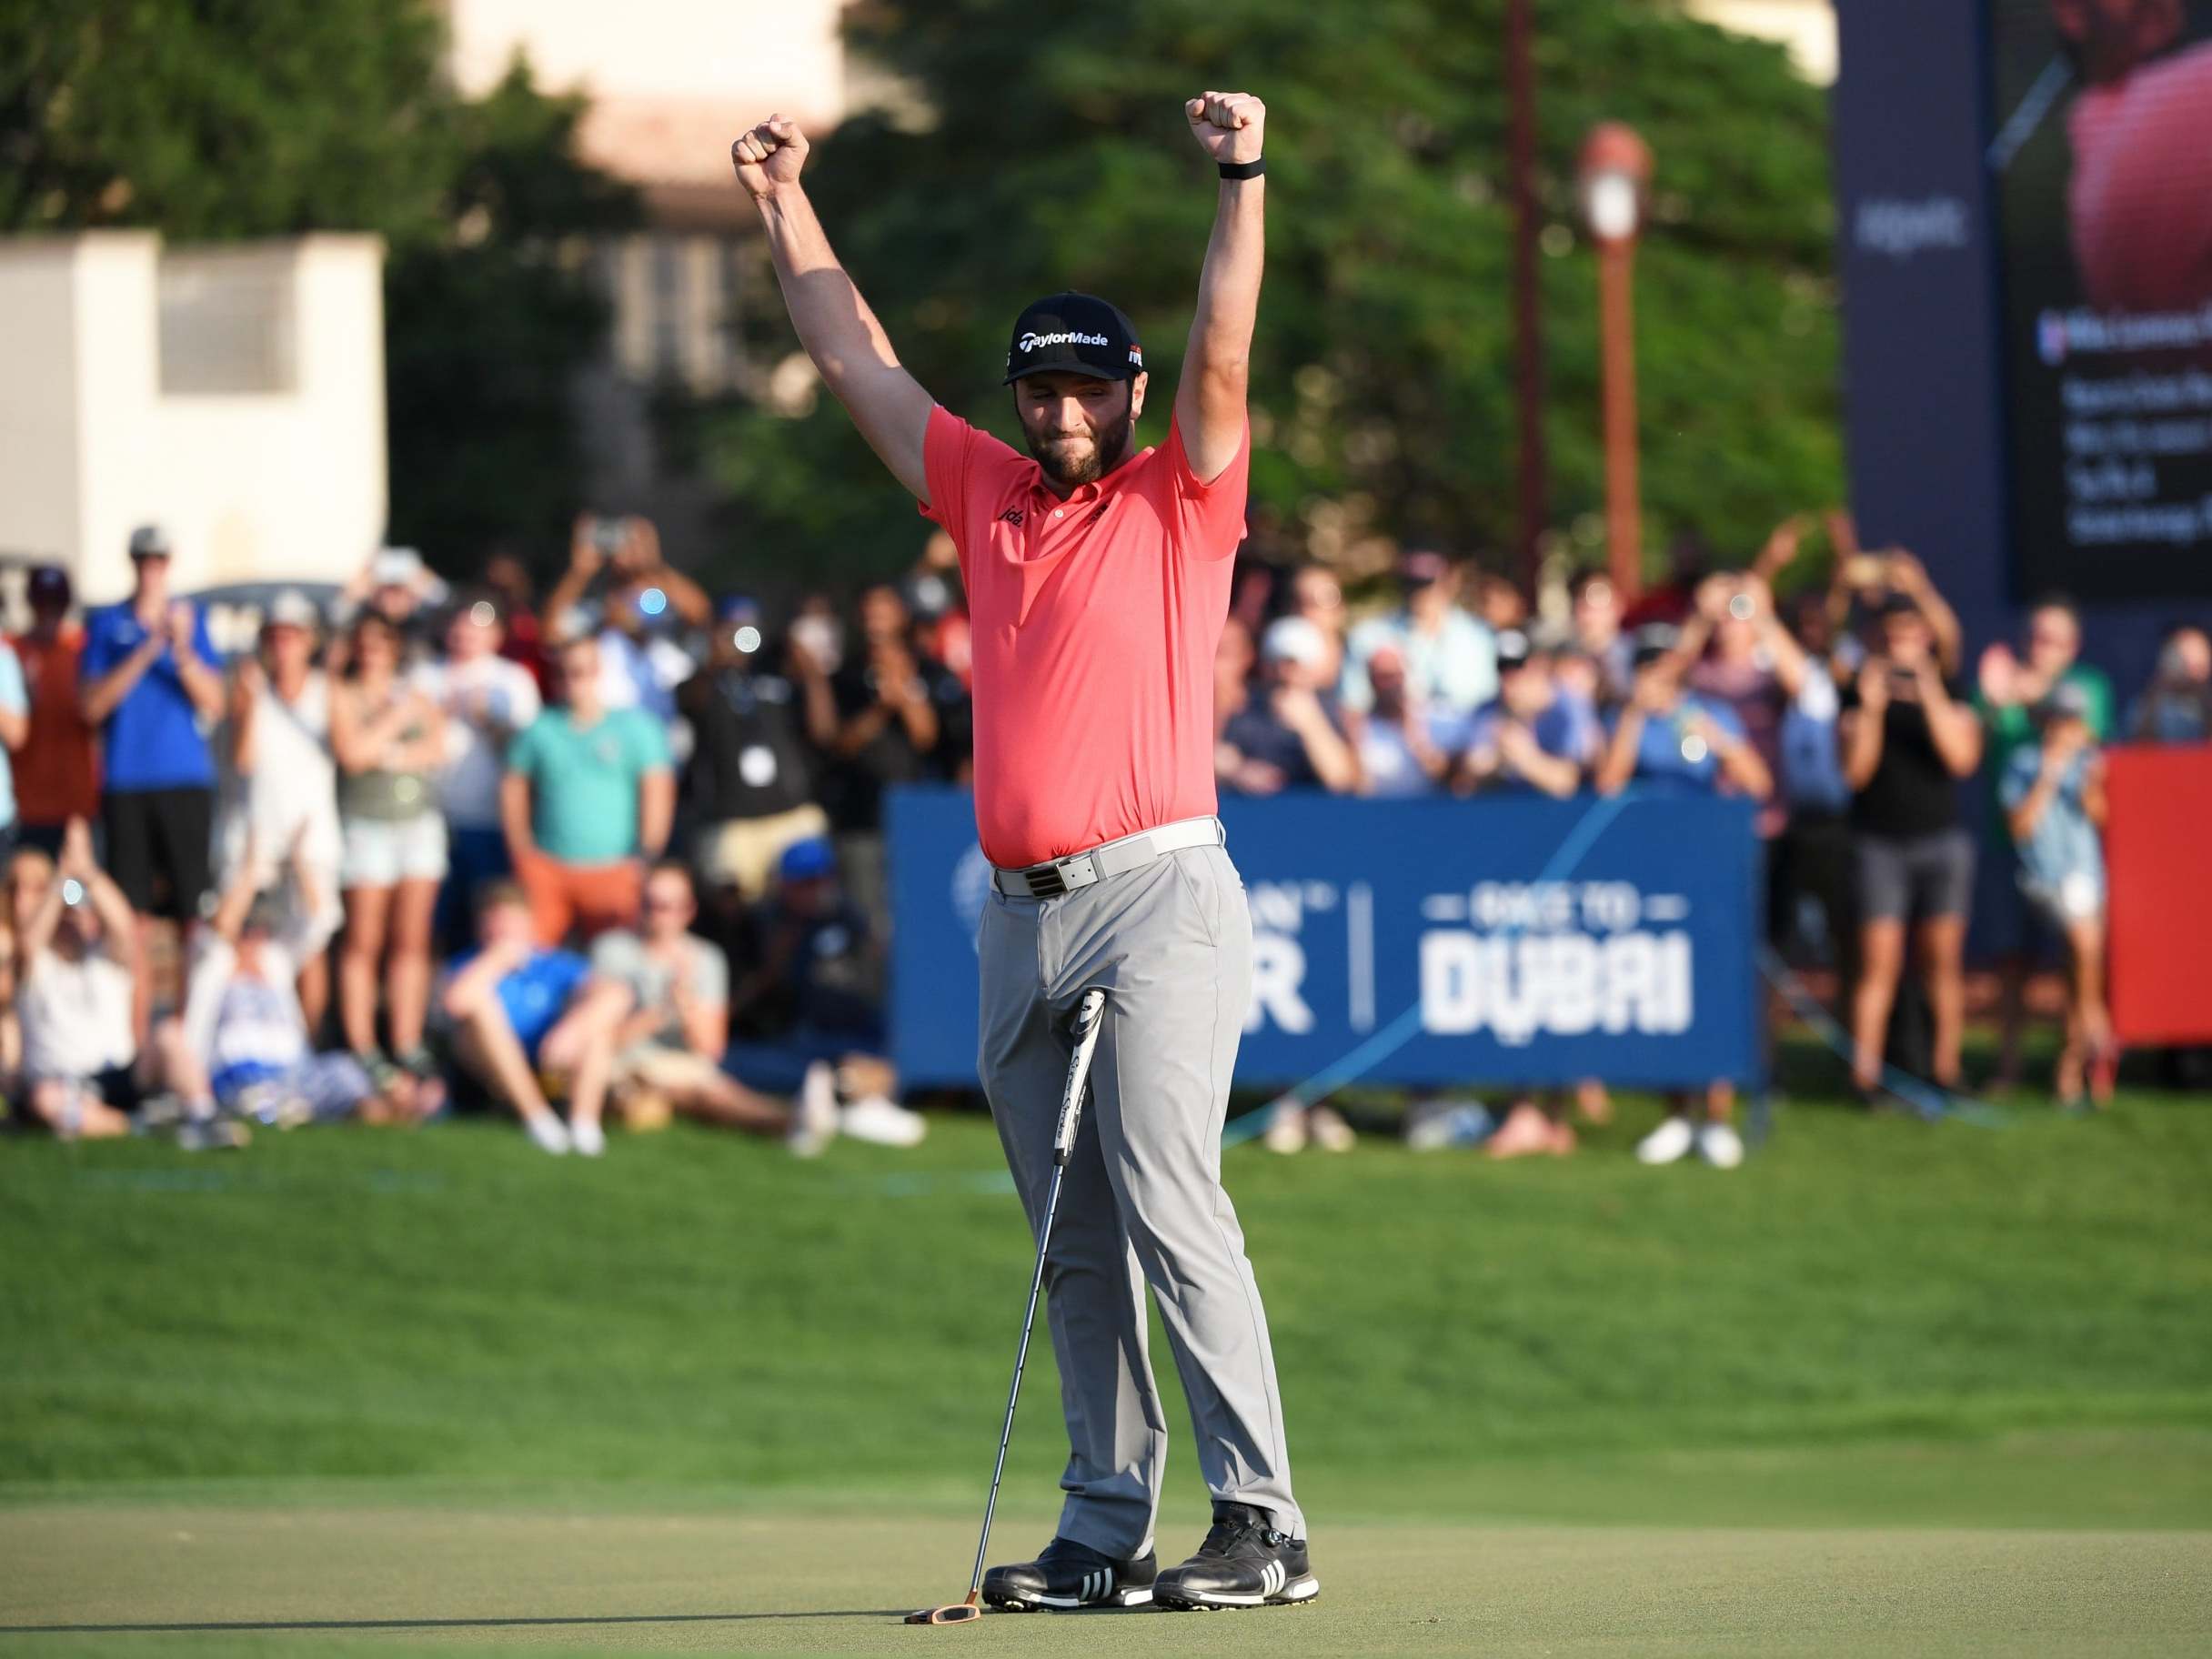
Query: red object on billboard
xmin=2104 ymin=746 xmax=2212 ymax=1043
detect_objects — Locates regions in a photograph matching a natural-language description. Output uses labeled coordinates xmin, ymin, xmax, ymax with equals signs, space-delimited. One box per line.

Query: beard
xmin=1023 ymin=397 xmax=1135 ymax=488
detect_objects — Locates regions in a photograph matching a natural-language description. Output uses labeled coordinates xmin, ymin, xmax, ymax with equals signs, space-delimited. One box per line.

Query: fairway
xmin=5 ymin=1501 xmax=2210 ymax=1657
xmin=7 ymin=1080 xmax=2212 ymax=1654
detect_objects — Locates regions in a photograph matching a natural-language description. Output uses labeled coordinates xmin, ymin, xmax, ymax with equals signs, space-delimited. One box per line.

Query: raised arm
xmin=731 ymin=117 xmax=933 ymax=501
xmin=1175 ymin=91 xmax=1267 ymax=484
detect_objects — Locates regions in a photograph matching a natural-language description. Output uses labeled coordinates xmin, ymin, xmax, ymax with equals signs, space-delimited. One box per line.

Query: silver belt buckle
xmin=1026 ymin=850 xmax=1099 ymax=898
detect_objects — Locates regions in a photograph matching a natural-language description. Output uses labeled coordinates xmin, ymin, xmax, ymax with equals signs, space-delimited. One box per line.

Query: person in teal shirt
xmin=1972 ymin=597 xmax=2114 ymax=1091
xmin=500 ymin=632 xmax=674 ymax=944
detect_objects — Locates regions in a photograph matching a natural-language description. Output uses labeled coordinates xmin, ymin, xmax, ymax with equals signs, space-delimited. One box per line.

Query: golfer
xmin=732 ymin=92 xmax=1312 ymax=1613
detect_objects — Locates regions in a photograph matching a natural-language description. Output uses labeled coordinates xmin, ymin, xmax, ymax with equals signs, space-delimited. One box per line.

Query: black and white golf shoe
xmin=1152 ymin=1503 xmax=1319 ymax=1612
xmin=980 ymin=1536 xmax=1157 ymax=1612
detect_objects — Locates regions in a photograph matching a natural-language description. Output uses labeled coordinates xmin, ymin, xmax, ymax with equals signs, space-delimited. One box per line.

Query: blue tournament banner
xmin=886 ymin=787 xmax=1760 ymax=1091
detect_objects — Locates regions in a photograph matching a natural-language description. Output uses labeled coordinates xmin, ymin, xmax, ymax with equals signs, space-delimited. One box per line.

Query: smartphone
xmin=589 ymin=516 xmax=628 ymax=557
xmin=1845 ymin=554 xmax=1887 ymax=588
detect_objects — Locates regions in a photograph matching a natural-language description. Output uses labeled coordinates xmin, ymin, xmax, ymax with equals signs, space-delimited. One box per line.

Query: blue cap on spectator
xmin=779 ymin=837 xmax=835 ymax=882
xmin=719 ymin=593 xmax=762 ymax=624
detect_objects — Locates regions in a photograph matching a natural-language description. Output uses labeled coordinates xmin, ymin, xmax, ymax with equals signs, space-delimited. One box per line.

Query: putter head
xmin=904 ymin=1597 xmax=982 ymax=1625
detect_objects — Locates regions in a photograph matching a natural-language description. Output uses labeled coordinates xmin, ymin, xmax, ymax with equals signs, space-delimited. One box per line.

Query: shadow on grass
xmin=0 ymin=1611 xmax=905 ymax=1634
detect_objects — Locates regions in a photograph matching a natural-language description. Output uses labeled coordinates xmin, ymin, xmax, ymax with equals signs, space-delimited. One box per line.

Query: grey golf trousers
xmin=977 ymin=838 xmax=1303 ymax=1556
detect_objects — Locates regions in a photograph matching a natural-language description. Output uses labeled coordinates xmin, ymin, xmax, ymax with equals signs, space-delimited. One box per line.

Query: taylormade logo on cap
xmin=1019 ymin=330 xmax=1110 ymax=351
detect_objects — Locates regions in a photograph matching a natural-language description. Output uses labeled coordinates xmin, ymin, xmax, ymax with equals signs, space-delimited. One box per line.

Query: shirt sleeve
xmin=1997 ymin=749 xmax=2038 ymax=810
xmin=80 ymin=611 xmax=117 ymax=679
xmin=505 ymin=718 xmax=542 ymax=777
xmin=192 ymin=607 xmax=220 ymax=667
xmin=691 ymin=939 xmax=729 ymax=1007
xmin=551 ymin=950 xmax=592 ymax=1003
xmin=1160 ymin=411 xmax=1250 ymax=564
xmin=629 ymin=710 xmax=673 ymax=773
xmin=506 ymin=663 xmax=542 ymax=728
xmin=918 ymin=405 xmax=974 ymax=533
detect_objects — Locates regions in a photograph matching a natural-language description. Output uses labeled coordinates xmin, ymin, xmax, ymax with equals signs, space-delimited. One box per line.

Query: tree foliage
xmin=0 ymin=0 xmax=635 ymax=568
xmin=698 ymin=0 xmax=1839 ymax=587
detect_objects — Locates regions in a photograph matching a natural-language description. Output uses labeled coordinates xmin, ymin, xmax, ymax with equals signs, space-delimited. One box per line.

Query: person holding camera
xmin=1839 ymin=595 xmax=1984 ymax=1100
xmin=542 ymin=514 xmax=711 ymax=721
xmin=1999 ymin=683 xmax=2115 ymax=1106
xmin=1596 ymin=627 xmax=1772 ymax=1169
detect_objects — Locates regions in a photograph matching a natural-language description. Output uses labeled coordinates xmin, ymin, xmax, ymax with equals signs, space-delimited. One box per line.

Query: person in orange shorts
xmin=499 ymin=630 xmax=674 ymax=946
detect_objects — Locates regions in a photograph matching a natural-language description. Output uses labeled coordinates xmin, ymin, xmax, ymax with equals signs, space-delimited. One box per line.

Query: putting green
xmin=5 ymin=1497 xmax=2209 ymax=1657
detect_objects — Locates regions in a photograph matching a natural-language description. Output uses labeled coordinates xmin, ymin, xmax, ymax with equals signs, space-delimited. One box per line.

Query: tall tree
xmin=696 ymin=0 xmax=1838 ymax=587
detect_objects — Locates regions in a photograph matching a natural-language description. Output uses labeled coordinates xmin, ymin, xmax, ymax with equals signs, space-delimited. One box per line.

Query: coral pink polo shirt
xmin=920 ymin=406 xmax=1247 ymax=870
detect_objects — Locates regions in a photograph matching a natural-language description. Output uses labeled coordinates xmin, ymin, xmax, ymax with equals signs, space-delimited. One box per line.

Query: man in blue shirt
xmin=1460 ymin=632 xmax=1599 ymax=798
xmin=439 ymin=880 xmax=631 ymax=1155
xmin=78 ymin=527 xmax=225 ymax=1020
xmin=1594 ymin=625 xmax=1772 ymax=1172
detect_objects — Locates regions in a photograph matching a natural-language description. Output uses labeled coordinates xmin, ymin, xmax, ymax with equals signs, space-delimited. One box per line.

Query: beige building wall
xmin=0 ymin=233 xmax=388 ymax=604
xmin=440 ymin=0 xmax=846 ymax=189
xmin=1684 ymin=0 xmax=1836 ymax=84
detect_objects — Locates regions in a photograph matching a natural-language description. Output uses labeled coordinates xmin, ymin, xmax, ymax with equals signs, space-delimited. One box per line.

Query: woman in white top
xmin=221 ymin=590 xmax=343 ymax=1031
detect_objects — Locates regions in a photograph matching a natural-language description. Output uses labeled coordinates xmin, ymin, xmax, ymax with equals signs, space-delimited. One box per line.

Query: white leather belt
xmin=992 ymin=815 xmax=1226 ymax=900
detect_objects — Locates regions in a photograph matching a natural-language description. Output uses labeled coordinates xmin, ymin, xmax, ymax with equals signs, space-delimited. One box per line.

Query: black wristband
xmin=1217 ymin=156 xmax=1265 ymax=180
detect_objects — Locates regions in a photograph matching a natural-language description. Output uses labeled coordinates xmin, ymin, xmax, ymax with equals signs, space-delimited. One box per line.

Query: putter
xmin=907 ymin=988 xmax=1107 ymax=1627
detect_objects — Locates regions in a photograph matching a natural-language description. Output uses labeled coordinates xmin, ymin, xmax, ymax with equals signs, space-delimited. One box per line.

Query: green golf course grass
xmin=5 ymin=1076 xmax=2211 ymax=1654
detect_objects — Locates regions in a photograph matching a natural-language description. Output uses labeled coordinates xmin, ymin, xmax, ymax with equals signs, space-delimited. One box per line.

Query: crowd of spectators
xmin=0 ymin=517 xmax=965 ymax=1155
xmin=0 ymin=508 xmax=2197 ymax=1164
xmin=1211 ymin=514 xmax=2202 ymax=1163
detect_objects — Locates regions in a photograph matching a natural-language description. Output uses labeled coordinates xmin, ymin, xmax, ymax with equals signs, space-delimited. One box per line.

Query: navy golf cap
xmin=1003 ymin=292 xmax=1144 ymax=385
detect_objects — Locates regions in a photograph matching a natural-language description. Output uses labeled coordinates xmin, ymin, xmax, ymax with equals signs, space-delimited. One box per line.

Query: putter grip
xmin=1052 ymin=990 xmax=1106 ymax=1165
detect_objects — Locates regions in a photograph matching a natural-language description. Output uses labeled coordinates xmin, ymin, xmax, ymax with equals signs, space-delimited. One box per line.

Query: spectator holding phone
xmin=1976 ymin=596 xmax=2114 ymax=1090
xmin=1459 ymin=632 xmax=1594 ymax=799
xmin=2000 ymin=683 xmax=2116 ymax=1106
xmin=1221 ymin=617 xmax=1363 ymax=795
xmin=12 ymin=819 xmax=223 ymax=1143
xmin=1596 ymin=627 xmax=1770 ymax=1170
xmin=1840 ymin=595 xmax=1984 ymax=1100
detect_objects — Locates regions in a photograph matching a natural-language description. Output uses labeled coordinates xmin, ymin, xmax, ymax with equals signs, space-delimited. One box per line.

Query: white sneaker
xmin=569 ymin=1118 xmax=607 ymax=1158
xmin=524 ymin=1111 xmax=571 ymax=1155
xmin=1262 ymin=1101 xmax=1309 ymax=1154
xmin=839 ymin=1094 xmax=927 ymax=1148
xmin=1695 ymin=1121 xmax=1744 ymax=1170
xmin=789 ymin=1061 xmax=839 ymax=1157
xmin=1308 ymin=1103 xmax=1356 ymax=1153
xmin=1634 ymin=1115 xmax=1697 ymax=1166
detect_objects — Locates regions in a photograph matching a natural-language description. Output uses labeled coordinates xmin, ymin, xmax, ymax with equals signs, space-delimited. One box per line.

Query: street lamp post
xmin=1579 ymin=122 xmax=1653 ymax=604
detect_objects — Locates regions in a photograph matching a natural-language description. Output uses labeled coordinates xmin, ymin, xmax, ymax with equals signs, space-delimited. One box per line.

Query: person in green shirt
xmin=1973 ymin=596 xmax=2114 ymax=1091
xmin=500 ymin=631 xmax=675 ymax=945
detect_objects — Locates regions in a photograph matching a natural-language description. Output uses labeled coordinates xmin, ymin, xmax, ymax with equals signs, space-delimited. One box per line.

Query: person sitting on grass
xmin=174 ymin=834 xmax=433 ymax=1130
xmin=2000 ymin=683 xmax=2116 ymax=1107
xmin=726 ymin=838 xmax=924 ymax=1147
xmin=9 ymin=822 xmax=238 ymax=1148
xmin=439 ymin=880 xmax=630 ymax=1157
xmin=589 ymin=860 xmax=836 ymax=1153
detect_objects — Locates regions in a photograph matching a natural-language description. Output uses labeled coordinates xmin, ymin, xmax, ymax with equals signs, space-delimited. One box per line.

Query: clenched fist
xmin=1186 ymin=90 xmax=1265 ymax=165
xmin=730 ymin=115 xmax=809 ymax=201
